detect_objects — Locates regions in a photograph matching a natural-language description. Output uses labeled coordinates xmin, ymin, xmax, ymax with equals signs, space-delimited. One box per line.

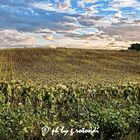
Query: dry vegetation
xmin=0 ymin=48 xmax=139 ymax=85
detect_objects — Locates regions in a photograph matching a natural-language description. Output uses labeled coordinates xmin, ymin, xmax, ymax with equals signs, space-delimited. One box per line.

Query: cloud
xmin=98 ymin=25 xmax=140 ymax=42
xmin=0 ymin=29 xmax=36 ymax=47
xmin=0 ymin=0 xmax=140 ymax=49
xmin=110 ymin=0 xmax=140 ymax=9
xmin=32 ymin=1 xmax=73 ymax=13
xmin=42 ymin=35 xmax=54 ymax=41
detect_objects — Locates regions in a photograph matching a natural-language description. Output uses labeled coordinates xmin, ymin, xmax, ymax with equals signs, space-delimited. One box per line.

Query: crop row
xmin=0 ymin=81 xmax=140 ymax=139
xmin=0 ymin=48 xmax=139 ymax=85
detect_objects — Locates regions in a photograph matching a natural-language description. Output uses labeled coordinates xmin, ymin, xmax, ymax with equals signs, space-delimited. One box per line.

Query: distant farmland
xmin=0 ymin=48 xmax=139 ymax=85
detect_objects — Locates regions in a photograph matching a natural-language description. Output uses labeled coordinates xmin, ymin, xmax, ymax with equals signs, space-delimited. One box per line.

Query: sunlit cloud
xmin=0 ymin=0 xmax=140 ymax=49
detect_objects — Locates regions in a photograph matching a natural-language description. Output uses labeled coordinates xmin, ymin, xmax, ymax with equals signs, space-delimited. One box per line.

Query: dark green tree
xmin=128 ymin=43 xmax=140 ymax=50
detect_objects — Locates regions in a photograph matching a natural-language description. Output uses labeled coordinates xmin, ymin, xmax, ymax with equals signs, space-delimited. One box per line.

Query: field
xmin=0 ymin=48 xmax=140 ymax=140
xmin=0 ymin=48 xmax=139 ymax=85
xmin=0 ymin=81 xmax=140 ymax=140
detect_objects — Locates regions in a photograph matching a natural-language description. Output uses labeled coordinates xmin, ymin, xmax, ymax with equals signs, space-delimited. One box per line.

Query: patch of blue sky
xmin=96 ymin=9 xmax=116 ymax=17
xmin=121 ymin=7 xmax=137 ymax=12
xmin=73 ymin=27 xmax=99 ymax=35
xmin=96 ymin=0 xmax=107 ymax=4
xmin=70 ymin=0 xmax=77 ymax=7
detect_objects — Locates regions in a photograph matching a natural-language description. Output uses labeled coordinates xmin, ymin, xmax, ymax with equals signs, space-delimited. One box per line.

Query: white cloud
xmin=110 ymin=0 xmax=140 ymax=10
xmin=78 ymin=0 xmax=99 ymax=8
xmin=32 ymin=1 xmax=74 ymax=13
xmin=32 ymin=2 xmax=55 ymax=11
xmin=0 ymin=29 xmax=36 ymax=46
xmin=86 ymin=6 xmax=99 ymax=14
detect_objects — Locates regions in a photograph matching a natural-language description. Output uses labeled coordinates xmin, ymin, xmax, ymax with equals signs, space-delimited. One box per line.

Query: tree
xmin=128 ymin=43 xmax=140 ymax=51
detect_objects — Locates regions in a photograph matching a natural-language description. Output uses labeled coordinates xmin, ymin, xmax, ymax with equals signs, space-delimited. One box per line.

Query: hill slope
xmin=0 ymin=48 xmax=139 ymax=85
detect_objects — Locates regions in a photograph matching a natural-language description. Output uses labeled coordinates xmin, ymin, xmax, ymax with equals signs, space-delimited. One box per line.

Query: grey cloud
xmin=62 ymin=16 xmax=78 ymax=23
xmin=90 ymin=16 xmax=104 ymax=20
xmin=64 ymin=33 xmax=93 ymax=39
xmin=0 ymin=1 xmax=104 ymax=34
xmin=111 ymin=21 xmax=129 ymax=26
xmin=0 ymin=4 xmax=80 ymax=32
xmin=98 ymin=25 xmax=140 ymax=42
xmin=133 ymin=20 xmax=140 ymax=23
xmin=0 ymin=0 xmax=110 ymax=35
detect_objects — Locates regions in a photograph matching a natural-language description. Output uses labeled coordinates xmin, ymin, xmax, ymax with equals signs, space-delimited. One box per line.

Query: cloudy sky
xmin=0 ymin=0 xmax=140 ymax=49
